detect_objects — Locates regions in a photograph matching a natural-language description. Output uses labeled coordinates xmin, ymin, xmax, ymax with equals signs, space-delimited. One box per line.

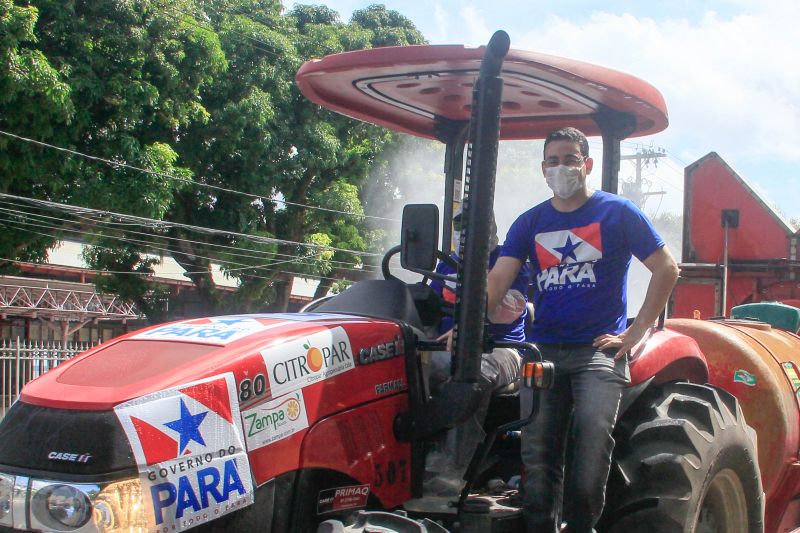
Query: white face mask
xmin=544 ymin=165 xmax=583 ymax=199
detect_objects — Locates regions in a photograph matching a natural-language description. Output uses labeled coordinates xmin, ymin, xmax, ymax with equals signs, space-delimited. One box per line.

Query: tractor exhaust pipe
xmin=453 ymin=30 xmax=510 ymax=384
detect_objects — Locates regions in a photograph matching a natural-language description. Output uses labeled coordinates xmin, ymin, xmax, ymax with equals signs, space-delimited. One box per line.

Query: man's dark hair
xmin=544 ymin=127 xmax=589 ymax=157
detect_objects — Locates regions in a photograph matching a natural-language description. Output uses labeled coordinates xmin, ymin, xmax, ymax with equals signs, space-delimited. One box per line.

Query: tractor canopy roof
xmin=296 ymin=44 xmax=668 ymax=140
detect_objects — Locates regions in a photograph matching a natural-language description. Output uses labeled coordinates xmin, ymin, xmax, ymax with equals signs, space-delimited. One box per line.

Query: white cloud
xmin=432 ymin=3 xmax=449 ymax=43
xmin=484 ymin=5 xmax=797 ymax=219
xmin=510 ymin=7 xmax=800 ymax=164
xmin=458 ymin=5 xmax=493 ymax=46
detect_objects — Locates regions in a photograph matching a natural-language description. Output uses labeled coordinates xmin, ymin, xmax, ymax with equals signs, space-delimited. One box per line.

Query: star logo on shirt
xmin=553 ymin=236 xmax=582 ymax=263
xmin=164 ymin=399 xmax=208 ymax=454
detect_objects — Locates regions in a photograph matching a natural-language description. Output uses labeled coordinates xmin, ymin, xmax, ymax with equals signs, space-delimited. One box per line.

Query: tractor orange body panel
xmin=666 ymin=318 xmax=800 ymax=532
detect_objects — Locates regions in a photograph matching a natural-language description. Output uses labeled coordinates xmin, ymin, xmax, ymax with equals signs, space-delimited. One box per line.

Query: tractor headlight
xmin=0 ymin=473 xmax=13 ymax=526
xmin=10 ymin=476 xmax=149 ymax=532
xmin=32 ymin=484 xmax=92 ymax=530
xmin=91 ymin=477 xmax=149 ymax=532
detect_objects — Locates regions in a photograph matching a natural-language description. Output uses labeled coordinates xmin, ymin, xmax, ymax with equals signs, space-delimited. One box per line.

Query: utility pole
xmin=620 ymin=147 xmax=667 ymax=209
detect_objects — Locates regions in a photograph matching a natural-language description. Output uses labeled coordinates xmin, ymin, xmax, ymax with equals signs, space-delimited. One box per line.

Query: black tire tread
xmin=600 ymin=382 xmax=763 ymax=533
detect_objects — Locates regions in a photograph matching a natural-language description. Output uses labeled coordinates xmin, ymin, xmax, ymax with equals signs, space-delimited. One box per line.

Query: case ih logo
xmin=263 ymin=327 xmax=354 ymax=398
xmin=114 ymin=374 xmax=254 ymax=532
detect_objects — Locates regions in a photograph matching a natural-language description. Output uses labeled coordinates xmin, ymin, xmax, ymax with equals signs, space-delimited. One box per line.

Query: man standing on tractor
xmin=486 ymin=127 xmax=680 ymax=532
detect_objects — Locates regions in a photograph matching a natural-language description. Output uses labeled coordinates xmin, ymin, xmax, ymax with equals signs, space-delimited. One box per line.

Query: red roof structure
xmin=297 ymin=44 xmax=668 ymax=140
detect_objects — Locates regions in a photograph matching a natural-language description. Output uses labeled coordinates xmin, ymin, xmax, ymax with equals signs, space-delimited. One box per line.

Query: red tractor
xmin=0 ymin=30 xmax=797 ymax=533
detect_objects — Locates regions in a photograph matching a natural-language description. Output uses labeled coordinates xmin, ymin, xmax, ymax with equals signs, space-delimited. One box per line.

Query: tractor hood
xmin=18 ymin=313 xmax=403 ymax=411
xmin=0 ymin=313 xmax=409 ymax=478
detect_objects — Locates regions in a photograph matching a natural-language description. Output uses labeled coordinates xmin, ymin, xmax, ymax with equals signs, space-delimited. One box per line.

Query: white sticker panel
xmin=241 ymin=390 xmax=309 ymax=451
xmin=132 ymin=317 xmax=283 ymax=344
xmin=263 ymin=326 xmax=354 ymax=398
xmin=114 ymin=374 xmax=254 ymax=532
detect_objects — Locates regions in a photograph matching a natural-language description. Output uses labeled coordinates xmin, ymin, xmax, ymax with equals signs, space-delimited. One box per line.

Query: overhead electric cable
xmin=0 ymin=200 xmax=380 ymax=273
xmin=0 ymin=255 xmax=351 ymax=283
xmin=0 ymin=211 xmax=377 ymax=277
xmin=0 ymin=129 xmax=398 ymax=222
xmin=0 ymin=192 xmax=382 ymax=257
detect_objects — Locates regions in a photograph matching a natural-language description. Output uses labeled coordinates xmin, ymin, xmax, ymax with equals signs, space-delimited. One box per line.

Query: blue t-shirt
xmin=500 ymin=191 xmax=664 ymax=343
xmin=430 ymin=247 xmax=531 ymax=342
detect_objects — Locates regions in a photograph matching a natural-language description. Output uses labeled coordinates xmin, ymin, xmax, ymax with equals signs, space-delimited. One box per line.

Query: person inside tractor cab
xmin=424 ymin=211 xmax=531 ymax=494
xmin=485 ymin=127 xmax=679 ymax=533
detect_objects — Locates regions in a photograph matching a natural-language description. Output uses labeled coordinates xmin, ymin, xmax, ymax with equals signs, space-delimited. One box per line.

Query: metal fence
xmin=0 ymin=338 xmax=99 ymax=419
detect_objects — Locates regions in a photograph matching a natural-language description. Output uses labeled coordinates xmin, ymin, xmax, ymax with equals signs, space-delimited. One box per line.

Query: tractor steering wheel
xmin=381 ymin=245 xmax=459 ymax=283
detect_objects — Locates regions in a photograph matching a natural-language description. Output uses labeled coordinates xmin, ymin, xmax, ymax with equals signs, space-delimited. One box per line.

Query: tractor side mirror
xmin=401 ymin=204 xmax=439 ymax=272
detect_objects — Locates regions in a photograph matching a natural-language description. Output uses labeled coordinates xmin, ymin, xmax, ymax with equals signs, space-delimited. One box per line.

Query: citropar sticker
xmin=263 ymin=326 xmax=354 ymax=398
xmin=241 ymin=390 xmax=309 ymax=451
xmin=733 ymin=369 xmax=757 ymax=387
xmin=317 ymin=484 xmax=370 ymax=515
xmin=114 ymin=373 xmax=254 ymax=532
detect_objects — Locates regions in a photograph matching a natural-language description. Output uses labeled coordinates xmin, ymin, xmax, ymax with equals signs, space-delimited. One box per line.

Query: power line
xmin=0 ymin=215 xmax=281 ymax=274
xmin=0 ymin=199 xmax=380 ymax=273
xmin=0 ymin=129 xmax=398 ymax=223
xmin=0 ymin=192 xmax=382 ymax=257
xmin=168 ymin=5 xmax=286 ymax=60
xmin=0 ymin=210 xmax=378 ymax=276
xmin=0 ymin=254 xmax=354 ymax=284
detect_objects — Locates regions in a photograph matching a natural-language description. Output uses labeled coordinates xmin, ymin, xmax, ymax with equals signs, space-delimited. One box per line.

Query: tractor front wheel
xmin=600 ymin=382 xmax=763 ymax=533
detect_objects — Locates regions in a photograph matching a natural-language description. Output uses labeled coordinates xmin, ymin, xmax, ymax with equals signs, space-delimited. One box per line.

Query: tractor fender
xmin=629 ymin=327 xmax=709 ymax=387
xmin=666 ymin=317 xmax=800 ymax=530
xmin=299 ymin=393 xmax=414 ymax=511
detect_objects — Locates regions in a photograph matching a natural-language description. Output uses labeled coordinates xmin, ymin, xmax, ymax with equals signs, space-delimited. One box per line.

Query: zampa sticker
xmin=264 ymin=327 xmax=354 ymax=397
xmin=241 ymin=391 xmax=309 ymax=451
xmin=114 ymin=374 xmax=254 ymax=532
xmin=733 ymin=369 xmax=757 ymax=387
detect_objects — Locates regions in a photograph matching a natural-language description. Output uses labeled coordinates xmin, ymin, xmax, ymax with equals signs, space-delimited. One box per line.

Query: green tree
xmin=0 ymin=0 xmax=73 ymax=264
xmin=144 ymin=2 xmax=426 ymax=313
xmin=0 ymin=0 xmax=427 ymax=318
xmin=1 ymin=0 xmax=224 ymax=315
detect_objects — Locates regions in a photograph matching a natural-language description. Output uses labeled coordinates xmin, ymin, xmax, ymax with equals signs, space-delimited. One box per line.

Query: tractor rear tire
xmin=600 ymin=381 xmax=763 ymax=533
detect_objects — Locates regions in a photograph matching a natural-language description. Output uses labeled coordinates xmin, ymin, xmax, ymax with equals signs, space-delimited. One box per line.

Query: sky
xmin=289 ymin=0 xmax=800 ymax=226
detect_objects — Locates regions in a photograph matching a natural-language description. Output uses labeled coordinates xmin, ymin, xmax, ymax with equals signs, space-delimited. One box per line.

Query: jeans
xmin=520 ymin=343 xmax=629 ymax=533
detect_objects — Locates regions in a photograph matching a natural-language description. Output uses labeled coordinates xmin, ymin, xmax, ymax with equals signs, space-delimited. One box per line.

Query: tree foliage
xmin=0 ymin=1 xmax=425 ymax=318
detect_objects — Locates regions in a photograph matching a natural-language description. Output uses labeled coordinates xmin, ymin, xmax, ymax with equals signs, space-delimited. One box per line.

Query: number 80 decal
xmin=239 ymin=373 xmax=267 ymax=402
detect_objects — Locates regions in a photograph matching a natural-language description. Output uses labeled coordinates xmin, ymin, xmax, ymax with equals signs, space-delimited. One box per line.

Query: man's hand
xmin=437 ymin=329 xmax=453 ymax=352
xmin=593 ymin=324 xmax=649 ymax=360
xmin=595 ymin=246 xmax=678 ymax=360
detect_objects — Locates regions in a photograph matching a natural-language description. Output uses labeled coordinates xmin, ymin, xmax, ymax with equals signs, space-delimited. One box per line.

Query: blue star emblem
xmin=554 ymin=236 xmax=582 ymax=263
xmin=215 ymin=318 xmax=246 ymax=326
xmin=164 ymin=399 xmax=208 ymax=453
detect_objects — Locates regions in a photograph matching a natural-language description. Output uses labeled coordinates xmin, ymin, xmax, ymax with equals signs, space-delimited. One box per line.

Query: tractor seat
xmin=314 ymin=279 xmax=440 ymax=332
